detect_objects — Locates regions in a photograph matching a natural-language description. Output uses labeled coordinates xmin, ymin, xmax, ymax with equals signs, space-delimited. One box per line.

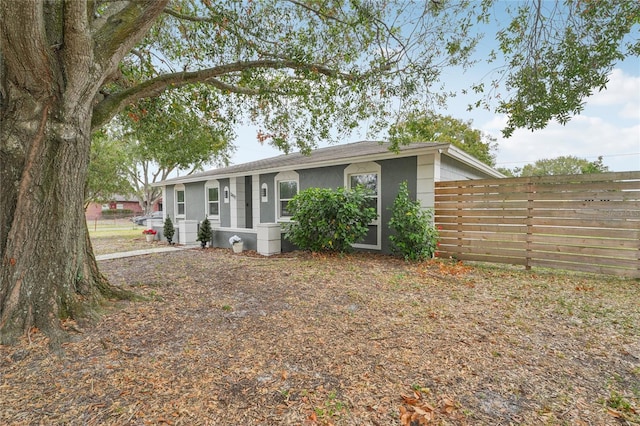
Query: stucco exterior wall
xmin=219 ymin=178 xmax=231 ymax=227
xmin=259 ymin=173 xmax=277 ymax=223
xmin=165 ymin=185 xmax=175 ymax=219
xmin=379 ymin=156 xmax=417 ymax=254
xmin=299 ymin=165 xmax=346 ymax=190
xmin=184 ymin=181 xmax=206 ymax=221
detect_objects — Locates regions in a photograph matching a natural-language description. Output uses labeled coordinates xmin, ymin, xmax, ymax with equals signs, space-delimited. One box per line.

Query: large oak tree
xmin=1 ymin=0 xmax=637 ymax=345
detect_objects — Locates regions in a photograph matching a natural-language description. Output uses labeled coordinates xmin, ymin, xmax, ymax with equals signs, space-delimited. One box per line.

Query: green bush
xmin=388 ymin=181 xmax=439 ymax=261
xmin=284 ymin=186 xmax=377 ymax=252
xmin=163 ymin=217 xmax=175 ymax=244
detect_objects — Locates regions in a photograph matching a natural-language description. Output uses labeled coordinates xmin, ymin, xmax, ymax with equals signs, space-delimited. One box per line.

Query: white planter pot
xmin=232 ymin=242 xmax=243 ymax=253
xmin=145 ymin=234 xmax=154 ymax=242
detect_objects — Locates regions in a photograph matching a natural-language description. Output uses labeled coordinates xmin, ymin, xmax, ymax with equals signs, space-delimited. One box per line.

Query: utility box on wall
xmin=257 ymin=223 xmax=282 ymax=256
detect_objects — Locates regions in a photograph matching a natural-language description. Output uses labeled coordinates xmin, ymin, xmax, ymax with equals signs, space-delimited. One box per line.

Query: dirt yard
xmin=1 ymin=235 xmax=638 ymax=425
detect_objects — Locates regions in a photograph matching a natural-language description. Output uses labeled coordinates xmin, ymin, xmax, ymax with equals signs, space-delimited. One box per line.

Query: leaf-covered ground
xmin=1 ymin=237 xmax=639 ymax=425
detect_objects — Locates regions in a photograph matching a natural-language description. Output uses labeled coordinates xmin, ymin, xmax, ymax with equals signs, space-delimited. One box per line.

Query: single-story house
xmin=154 ymin=140 xmax=504 ymax=254
xmin=85 ymin=195 xmax=162 ymax=220
xmin=85 ymin=195 xmax=142 ymax=220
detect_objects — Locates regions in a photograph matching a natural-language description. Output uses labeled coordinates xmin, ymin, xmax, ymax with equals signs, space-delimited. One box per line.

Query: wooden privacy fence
xmin=434 ymin=171 xmax=640 ymax=278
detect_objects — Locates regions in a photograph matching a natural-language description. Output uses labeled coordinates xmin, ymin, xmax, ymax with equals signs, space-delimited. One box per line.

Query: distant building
xmin=85 ymin=195 xmax=159 ymax=220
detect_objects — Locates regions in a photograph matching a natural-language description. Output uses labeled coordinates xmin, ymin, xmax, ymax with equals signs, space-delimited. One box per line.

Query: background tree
xmin=499 ymin=155 xmax=610 ymax=177
xmin=105 ymin=94 xmax=234 ymax=215
xmin=389 ymin=112 xmax=498 ymax=166
xmin=1 ymin=1 xmax=636 ymax=344
xmin=85 ymin=129 xmax=134 ymax=209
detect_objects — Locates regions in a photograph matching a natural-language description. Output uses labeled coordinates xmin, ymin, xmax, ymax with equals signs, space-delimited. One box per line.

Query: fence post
xmin=525 ymin=179 xmax=533 ymax=271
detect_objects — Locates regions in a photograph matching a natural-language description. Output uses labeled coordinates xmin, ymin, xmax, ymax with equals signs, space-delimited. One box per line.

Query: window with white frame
xmin=275 ymin=171 xmax=299 ymax=220
xmin=345 ymin=162 xmax=381 ymax=249
xmin=205 ymin=180 xmax=220 ymax=219
xmin=175 ymin=185 xmax=186 ymax=217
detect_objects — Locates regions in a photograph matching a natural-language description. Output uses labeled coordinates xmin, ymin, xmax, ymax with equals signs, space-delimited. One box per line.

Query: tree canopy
xmin=389 ymin=112 xmax=498 ymax=166
xmin=96 ymin=94 xmax=234 ymax=214
xmin=488 ymin=0 xmax=639 ymax=137
xmin=85 ymin=129 xmax=134 ymax=207
xmin=498 ymin=155 xmax=610 ymax=177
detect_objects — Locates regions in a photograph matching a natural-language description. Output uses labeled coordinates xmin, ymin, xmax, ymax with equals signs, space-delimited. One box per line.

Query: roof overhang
xmin=154 ymin=141 xmax=503 ymax=186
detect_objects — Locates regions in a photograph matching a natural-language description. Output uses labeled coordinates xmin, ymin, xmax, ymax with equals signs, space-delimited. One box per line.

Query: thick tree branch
xmin=0 ymin=1 xmax=56 ymax=96
xmin=92 ymin=0 xmax=168 ymax=88
xmin=61 ymin=1 xmax=93 ymax=104
xmin=92 ymin=59 xmax=352 ymax=130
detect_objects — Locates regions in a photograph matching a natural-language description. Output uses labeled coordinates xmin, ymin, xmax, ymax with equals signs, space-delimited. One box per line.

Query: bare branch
xmin=283 ymin=0 xmax=347 ymax=24
xmin=163 ymin=7 xmax=214 ymax=22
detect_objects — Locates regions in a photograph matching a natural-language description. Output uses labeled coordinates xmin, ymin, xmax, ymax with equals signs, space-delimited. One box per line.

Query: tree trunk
xmin=0 ymin=86 xmax=113 ymax=346
xmin=0 ymin=0 xmax=168 ymax=346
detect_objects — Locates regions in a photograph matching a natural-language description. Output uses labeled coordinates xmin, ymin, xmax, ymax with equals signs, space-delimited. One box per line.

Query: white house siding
xmin=416 ymin=153 xmax=440 ymax=209
xmin=440 ymin=155 xmax=492 ymax=181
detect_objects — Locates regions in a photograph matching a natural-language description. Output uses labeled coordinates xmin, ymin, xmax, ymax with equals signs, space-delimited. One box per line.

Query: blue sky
xmin=226 ymin=4 xmax=640 ymax=172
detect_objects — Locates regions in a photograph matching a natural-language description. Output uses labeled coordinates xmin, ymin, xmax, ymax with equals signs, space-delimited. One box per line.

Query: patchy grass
xmin=90 ymin=221 xmax=163 ymax=255
xmin=0 ymin=246 xmax=638 ymax=425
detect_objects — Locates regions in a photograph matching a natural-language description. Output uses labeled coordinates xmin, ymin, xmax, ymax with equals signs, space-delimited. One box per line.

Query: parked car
xmin=133 ymin=211 xmax=163 ymax=226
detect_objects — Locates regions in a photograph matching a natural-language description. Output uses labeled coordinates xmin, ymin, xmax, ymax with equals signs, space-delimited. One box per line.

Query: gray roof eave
xmin=154 ymin=140 xmax=501 ymax=186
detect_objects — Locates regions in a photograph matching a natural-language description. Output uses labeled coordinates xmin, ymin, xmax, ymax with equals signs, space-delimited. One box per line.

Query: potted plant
xmin=163 ymin=217 xmax=175 ymax=245
xmin=142 ymin=228 xmax=157 ymax=242
xmin=197 ymin=218 xmax=213 ymax=248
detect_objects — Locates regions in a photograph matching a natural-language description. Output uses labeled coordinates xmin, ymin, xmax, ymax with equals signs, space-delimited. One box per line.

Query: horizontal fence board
xmin=435 ymin=190 xmax=640 ymax=203
xmin=434 ymin=171 xmax=640 ymax=278
xmin=439 ymin=231 xmax=528 ymax=242
xmin=436 ymin=252 xmax=528 ymax=266
xmin=435 ymin=200 xmax=640 ymax=210
xmin=529 ymin=234 xmax=640 ymax=249
xmin=436 ymin=171 xmax=640 ymax=188
xmin=436 ymin=216 xmax=530 ymax=225
xmin=526 ymin=208 xmax=640 ymax=219
xmin=529 ymin=217 xmax=640 ymax=229
xmin=435 ymin=180 xmax=640 ymax=195
xmin=436 ymin=209 xmax=529 ymax=217
xmin=530 ymin=226 xmax=640 ymax=240
xmin=440 ymin=245 xmax=528 ymax=259
xmin=439 ymin=239 xmax=527 ymax=251
xmin=529 ymin=259 xmax=639 ymax=278
xmin=527 ymin=243 xmax=638 ymax=260
xmin=438 ymin=224 xmax=529 ymax=233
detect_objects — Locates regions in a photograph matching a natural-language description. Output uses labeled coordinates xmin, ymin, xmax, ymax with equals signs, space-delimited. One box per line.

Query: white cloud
xmin=481 ymin=67 xmax=640 ymax=172
xmin=589 ymin=68 xmax=640 ymax=108
xmin=484 ymin=115 xmax=640 ymax=172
